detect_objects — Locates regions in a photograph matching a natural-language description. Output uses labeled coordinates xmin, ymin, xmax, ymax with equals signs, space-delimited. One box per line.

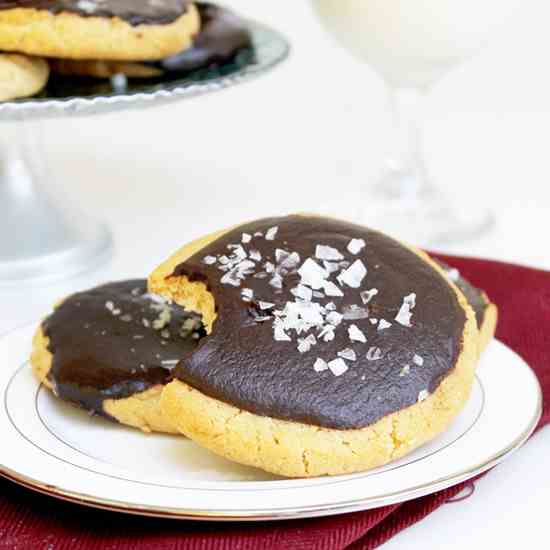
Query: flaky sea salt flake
xmin=265 ymin=226 xmax=279 ymax=240
xmin=259 ymin=301 xmax=275 ymax=310
xmin=241 ymin=233 xmax=252 ymax=244
xmin=418 ymin=389 xmax=429 ymax=402
xmin=342 ymin=305 xmax=369 ymax=320
xmin=366 ymin=347 xmax=382 ymax=361
xmin=314 ymin=358 xmax=328 ymax=372
xmin=241 ymin=288 xmax=253 ymax=302
xmin=291 ymin=284 xmax=313 ymax=302
xmin=318 ymin=325 xmax=335 ymax=342
xmin=360 ymin=288 xmax=378 ymax=304
xmin=348 ymin=324 xmax=367 ymax=343
xmin=328 ymin=358 xmax=348 ymax=377
xmin=338 ymin=348 xmax=357 ymax=361
xmin=203 ymin=255 xmax=217 ymax=265
xmin=413 ymin=354 xmax=424 ymax=366
xmin=347 ymin=238 xmax=366 ymax=255
xmin=297 ymin=334 xmax=316 ymax=353
xmin=323 ymin=280 xmax=344 ymax=297
xmin=378 ymin=319 xmax=392 ymax=331
xmin=298 ymin=258 xmax=328 ymax=290
xmin=399 ymin=365 xmax=410 ymax=377
xmin=326 ymin=311 xmax=343 ymax=326
xmin=337 ymin=259 xmax=367 ymax=288
xmin=395 ymin=293 xmax=417 ymax=327
xmin=315 ymin=245 xmax=344 ymax=261
xmin=274 ymin=326 xmax=291 ymax=342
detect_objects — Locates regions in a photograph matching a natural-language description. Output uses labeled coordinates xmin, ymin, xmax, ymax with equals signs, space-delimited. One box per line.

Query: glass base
xmin=356 ymin=191 xmax=495 ymax=247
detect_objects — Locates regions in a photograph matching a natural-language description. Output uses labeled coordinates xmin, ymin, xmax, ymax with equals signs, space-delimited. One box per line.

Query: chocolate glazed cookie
xmin=151 ymin=215 xmax=479 ymax=477
xmin=434 ymin=259 xmax=498 ymax=353
xmin=48 ymin=3 xmax=252 ymax=79
xmin=0 ymin=1 xmax=200 ymax=60
xmin=31 ymin=279 xmax=204 ymax=434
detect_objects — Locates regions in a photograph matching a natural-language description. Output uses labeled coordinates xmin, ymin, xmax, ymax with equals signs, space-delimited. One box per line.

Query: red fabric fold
xmin=1 ymin=255 xmax=548 ymax=550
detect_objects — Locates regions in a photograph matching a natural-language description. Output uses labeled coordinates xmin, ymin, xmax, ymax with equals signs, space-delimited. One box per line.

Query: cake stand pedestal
xmin=0 ymin=21 xmax=289 ymax=285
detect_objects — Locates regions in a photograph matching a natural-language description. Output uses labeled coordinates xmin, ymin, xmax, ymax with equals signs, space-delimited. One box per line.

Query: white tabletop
xmin=3 ymin=0 xmax=549 ymax=547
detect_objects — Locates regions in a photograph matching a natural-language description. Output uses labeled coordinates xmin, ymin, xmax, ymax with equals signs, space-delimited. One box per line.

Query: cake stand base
xmin=0 ymin=119 xmax=112 ymax=285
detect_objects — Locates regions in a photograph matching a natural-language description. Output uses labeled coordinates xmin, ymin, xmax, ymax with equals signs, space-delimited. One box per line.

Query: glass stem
xmin=380 ymin=86 xmax=433 ymax=201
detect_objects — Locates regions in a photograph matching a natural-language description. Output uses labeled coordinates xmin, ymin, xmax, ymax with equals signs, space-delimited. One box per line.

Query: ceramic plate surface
xmin=0 ymin=324 xmax=542 ymax=521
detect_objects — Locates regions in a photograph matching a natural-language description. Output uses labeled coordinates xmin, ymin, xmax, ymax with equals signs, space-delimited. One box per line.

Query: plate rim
xmin=0 ymin=331 xmax=543 ymax=521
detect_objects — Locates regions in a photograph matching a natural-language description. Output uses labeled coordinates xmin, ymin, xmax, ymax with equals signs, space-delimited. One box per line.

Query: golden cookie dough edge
xmin=30 ymin=324 xmax=178 ymax=434
xmin=0 ymin=53 xmax=49 ymax=101
xmin=479 ymin=300 xmax=498 ymax=353
xmin=152 ymin=214 xmax=479 ymax=477
xmin=0 ymin=4 xmax=200 ymax=61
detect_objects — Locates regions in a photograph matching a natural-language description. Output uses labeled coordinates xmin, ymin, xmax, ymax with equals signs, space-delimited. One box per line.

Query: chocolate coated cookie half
xmin=434 ymin=259 xmax=497 ymax=353
xmin=31 ymin=279 xmax=204 ymax=434
xmin=151 ymin=214 xmax=479 ymax=477
xmin=0 ymin=0 xmax=200 ymax=60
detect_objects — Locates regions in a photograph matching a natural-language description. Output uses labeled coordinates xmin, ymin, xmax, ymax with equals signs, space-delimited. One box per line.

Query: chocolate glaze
xmin=0 ymin=0 xmax=191 ymax=26
xmin=434 ymin=259 xmax=488 ymax=327
xmin=153 ymin=3 xmax=251 ymax=73
xmin=42 ymin=279 xmax=203 ymax=419
xmin=171 ymin=215 xmax=467 ymax=430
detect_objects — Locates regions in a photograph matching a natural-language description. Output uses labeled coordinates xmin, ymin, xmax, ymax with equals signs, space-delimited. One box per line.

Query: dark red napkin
xmin=1 ymin=255 xmax=548 ymax=550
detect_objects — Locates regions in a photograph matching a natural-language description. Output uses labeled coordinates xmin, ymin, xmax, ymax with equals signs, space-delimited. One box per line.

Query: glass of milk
xmin=312 ymin=0 xmax=521 ymax=243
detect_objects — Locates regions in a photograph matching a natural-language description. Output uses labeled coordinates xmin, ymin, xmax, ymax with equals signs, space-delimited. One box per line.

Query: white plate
xmin=0 ymin=324 xmax=542 ymax=521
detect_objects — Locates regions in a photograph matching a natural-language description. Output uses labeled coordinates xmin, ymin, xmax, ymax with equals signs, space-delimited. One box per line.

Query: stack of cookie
xmin=31 ymin=215 xmax=497 ymax=478
xmin=0 ymin=0 xmax=251 ymax=101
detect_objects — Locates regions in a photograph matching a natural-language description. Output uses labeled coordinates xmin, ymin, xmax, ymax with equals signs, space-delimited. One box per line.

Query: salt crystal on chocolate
xmin=360 ymin=288 xmax=378 ymax=304
xmin=366 ymin=346 xmax=382 ymax=361
xmin=337 ymin=259 xmax=367 ymax=288
xmin=347 ymin=238 xmax=366 ymax=255
xmin=395 ymin=293 xmax=417 ymax=327
xmin=269 ymin=273 xmax=283 ymax=289
xmin=203 ymin=255 xmax=217 ymax=265
xmin=298 ymin=334 xmax=316 ymax=353
xmin=342 ymin=305 xmax=369 ymax=320
xmin=418 ymin=389 xmax=429 ymax=402
xmin=291 ymin=285 xmax=313 ymax=302
xmin=326 ymin=311 xmax=343 ymax=326
xmin=328 ymin=358 xmax=348 ymax=376
xmin=274 ymin=325 xmax=291 ymax=341
xmin=241 ymin=233 xmax=252 ymax=244
xmin=315 ymin=245 xmax=344 ymax=261
xmin=249 ymin=249 xmax=262 ymax=262
xmin=323 ymin=261 xmax=341 ymax=274
xmin=241 ymin=288 xmax=253 ymax=302
xmin=314 ymin=358 xmax=329 ymax=372
xmin=338 ymin=348 xmax=357 ymax=361
xmin=265 ymin=226 xmax=279 ymax=240
xmin=399 ymin=365 xmax=410 ymax=377
xmin=413 ymin=354 xmax=424 ymax=366
xmin=348 ymin=324 xmax=367 ymax=343
xmin=378 ymin=319 xmax=392 ymax=331
xmin=259 ymin=301 xmax=275 ymax=310
xmin=298 ymin=258 xmax=328 ymax=290
xmin=323 ymin=280 xmax=344 ymax=297
xmin=319 ymin=325 xmax=336 ymax=342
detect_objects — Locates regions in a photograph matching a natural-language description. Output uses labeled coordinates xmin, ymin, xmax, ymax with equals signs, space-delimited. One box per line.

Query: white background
xmin=3 ymin=1 xmax=550 ymax=548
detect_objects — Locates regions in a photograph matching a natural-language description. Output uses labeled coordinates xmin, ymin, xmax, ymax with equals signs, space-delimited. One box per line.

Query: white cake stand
xmin=0 ymin=22 xmax=289 ymax=285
